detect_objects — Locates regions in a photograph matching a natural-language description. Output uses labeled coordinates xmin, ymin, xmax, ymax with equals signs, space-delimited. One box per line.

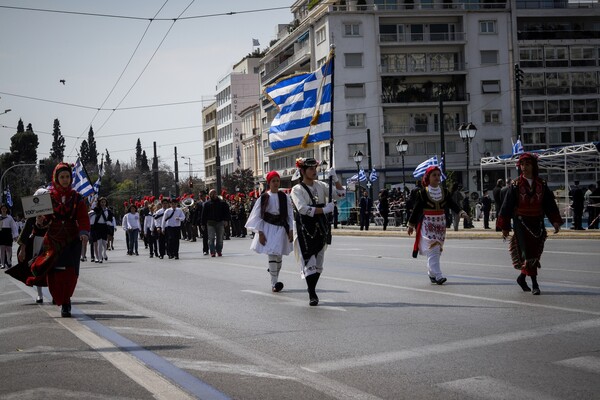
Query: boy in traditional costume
xmin=245 ymin=171 xmax=294 ymax=292
xmin=290 ymin=158 xmax=344 ymax=306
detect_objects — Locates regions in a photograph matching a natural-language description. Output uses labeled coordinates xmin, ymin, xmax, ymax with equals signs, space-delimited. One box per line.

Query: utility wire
xmin=0 ymin=5 xmax=289 ymax=21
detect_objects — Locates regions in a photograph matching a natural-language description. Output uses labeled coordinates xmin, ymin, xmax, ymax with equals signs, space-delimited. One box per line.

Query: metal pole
xmin=466 ymin=138 xmax=470 ymax=193
xmin=355 ymin=161 xmax=360 ymax=225
xmin=439 ymin=93 xmax=446 ymax=181
xmin=401 ymin=154 xmax=406 ymax=191
xmin=174 ymin=147 xmax=179 ymax=198
xmin=152 ymin=142 xmax=159 ymax=198
xmin=367 ymin=128 xmax=373 ymax=200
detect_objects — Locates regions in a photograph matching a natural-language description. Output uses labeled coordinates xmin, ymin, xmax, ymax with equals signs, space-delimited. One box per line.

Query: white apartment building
xmin=259 ymin=0 xmax=513 ymax=194
xmin=215 ymin=57 xmax=261 ymax=177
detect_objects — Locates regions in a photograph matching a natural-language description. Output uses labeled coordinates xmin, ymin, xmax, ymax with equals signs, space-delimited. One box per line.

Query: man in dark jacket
xmin=359 ymin=190 xmax=373 ymax=231
xmin=482 ymin=189 xmax=492 ymax=229
xmin=201 ymin=189 xmax=231 ymax=257
xmin=492 ymin=179 xmax=504 ymax=220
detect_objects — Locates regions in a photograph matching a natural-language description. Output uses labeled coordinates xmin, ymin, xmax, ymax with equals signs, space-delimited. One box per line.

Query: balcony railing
xmin=381 ymin=62 xmax=466 ymax=74
xmin=382 ymin=91 xmax=467 ymax=104
xmin=262 ymin=46 xmax=310 ymax=84
xmin=330 ymin=2 xmax=508 ymax=12
xmin=379 ymin=32 xmax=465 ymax=44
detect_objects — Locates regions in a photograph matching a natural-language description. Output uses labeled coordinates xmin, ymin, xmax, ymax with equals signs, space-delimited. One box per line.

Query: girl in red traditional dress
xmin=27 ymin=162 xmax=91 ymax=317
xmin=407 ymin=166 xmax=468 ymax=285
xmin=497 ymin=153 xmax=563 ymax=295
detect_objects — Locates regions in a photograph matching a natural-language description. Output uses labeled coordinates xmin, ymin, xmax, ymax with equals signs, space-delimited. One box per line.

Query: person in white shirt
xmin=0 ymin=204 xmax=19 ymax=269
xmin=123 ymin=204 xmax=141 ymax=255
xmin=153 ymin=199 xmax=169 ymax=259
xmin=91 ymin=197 xmax=113 ymax=263
xmin=161 ymin=198 xmax=185 ymax=259
xmin=144 ymin=204 xmax=157 ymax=258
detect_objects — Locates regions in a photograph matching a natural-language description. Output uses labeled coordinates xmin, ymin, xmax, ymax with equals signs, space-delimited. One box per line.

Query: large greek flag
xmin=72 ymin=159 xmax=94 ymax=197
xmin=346 ymin=169 xmax=367 ymax=184
xmin=265 ymin=56 xmax=333 ymax=150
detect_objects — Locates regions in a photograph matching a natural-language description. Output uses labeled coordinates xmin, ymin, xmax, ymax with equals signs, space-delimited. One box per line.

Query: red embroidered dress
xmin=26 ymin=163 xmax=90 ymax=305
xmin=497 ymin=176 xmax=563 ymax=276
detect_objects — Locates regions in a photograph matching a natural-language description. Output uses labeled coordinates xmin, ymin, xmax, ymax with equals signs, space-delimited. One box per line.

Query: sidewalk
xmin=332 ymin=218 xmax=600 ymax=239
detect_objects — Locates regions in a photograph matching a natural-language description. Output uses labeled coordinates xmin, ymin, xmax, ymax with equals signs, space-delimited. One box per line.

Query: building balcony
xmin=379 ymin=32 xmax=466 ymax=44
xmin=381 ymin=62 xmax=466 ymax=75
xmin=261 ymin=46 xmax=311 ymax=85
xmin=329 ymin=2 xmax=508 ymax=12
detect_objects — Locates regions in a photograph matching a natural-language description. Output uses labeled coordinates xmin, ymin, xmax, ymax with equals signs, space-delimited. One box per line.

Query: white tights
xmin=426 ymin=245 xmax=443 ymax=280
xmin=268 ymin=254 xmax=283 ymax=287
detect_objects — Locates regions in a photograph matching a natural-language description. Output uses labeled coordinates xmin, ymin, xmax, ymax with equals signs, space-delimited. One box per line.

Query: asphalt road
xmin=2 ymin=233 xmax=600 ymax=400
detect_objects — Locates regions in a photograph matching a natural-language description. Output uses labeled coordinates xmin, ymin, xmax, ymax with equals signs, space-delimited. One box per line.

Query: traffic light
xmin=188 ymin=177 xmax=193 ymax=188
xmin=514 ymin=64 xmax=524 ymax=84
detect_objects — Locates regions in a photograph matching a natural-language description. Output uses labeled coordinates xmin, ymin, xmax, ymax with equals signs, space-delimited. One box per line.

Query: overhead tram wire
xmin=67 ymin=0 xmax=171 ymax=158
xmin=78 ymin=0 xmax=197 ymax=153
xmin=0 ymin=5 xmax=290 ymax=21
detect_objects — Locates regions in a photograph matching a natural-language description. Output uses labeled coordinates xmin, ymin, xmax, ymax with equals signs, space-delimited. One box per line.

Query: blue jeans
xmin=127 ymin=229 xmax=139 ymax=254
xmin=207 ymin=222 xmax=224 ymax=254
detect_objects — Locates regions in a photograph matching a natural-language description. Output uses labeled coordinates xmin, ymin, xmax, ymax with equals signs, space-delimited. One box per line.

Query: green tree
xmin=135 ymin=138 xmax=143 ymax=170
xmin=79 ymin=140 xmax=90 ymax=165
xmin=10 ymin=123 xmax=39 ymax=163
xmin=49 ymin=118 xmax=65 ymax=160
xmin=16 ymin=118 xmax=24 ymax=133
xmin=222 ymin=168 xmax=255 ymax=195
xmin=87 ymin=126 xmax=98 ymax=171
xmin=140 ymin=150 xmax=150 ymax=172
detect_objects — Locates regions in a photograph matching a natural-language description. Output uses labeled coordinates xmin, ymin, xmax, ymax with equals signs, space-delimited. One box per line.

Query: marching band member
xmin=144 ymin=204 xmax=157 ymax=258
xmin=161 ymin=198 xmax=185 ymax=259
xmin=0 ymin=204 xmax=19 ymax=269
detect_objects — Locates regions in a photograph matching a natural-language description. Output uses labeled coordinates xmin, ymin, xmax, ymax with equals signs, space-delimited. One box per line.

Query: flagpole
xmin=327 ymin=46 xmax=335 ymax=245
xmin=327 ymin=46 xmax=335 ymax=201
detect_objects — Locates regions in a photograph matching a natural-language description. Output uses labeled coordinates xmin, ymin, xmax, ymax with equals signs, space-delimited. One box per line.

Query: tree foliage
xmin=49 ymin=118 xmax=65 ymax=160
xmin=86 ymin=126 xmax=98 ymax=172
xmin=222 ymin=168 xmax=255 ymax=195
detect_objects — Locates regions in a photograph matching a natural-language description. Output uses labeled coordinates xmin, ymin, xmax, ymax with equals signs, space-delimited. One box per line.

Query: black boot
xmin=517 ymin=273 xmax=531 ymax=292
xmin=61 ymin=303 xmax=71 ymax=318
xmin=306 ymin=273 xmax=320 ymax=306
xmin=531 ymin=276 xmax=540 ymax=295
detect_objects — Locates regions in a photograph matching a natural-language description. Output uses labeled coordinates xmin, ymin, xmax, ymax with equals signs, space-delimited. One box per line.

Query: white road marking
xmin=53 ymin=312 xmax=196 ymax=400
xmin=302 ymin=318 xmax=600 ymax=373
xmin=170 ymin=358 xmax=298 ymax=381
xmin=242 ymin=290 xmax=347 ymax=312
xmin=0 ymin=290 xmax=24 ymax=297
xmin=554 ymin=356 xmax=600 ymax=374
xmin=79 ymin=309 xmax=145 ymax=317
xmin=438 ymin=376 xmax=560 ymax=400
xmin=113 ymin=326 xmax=196 ymax=339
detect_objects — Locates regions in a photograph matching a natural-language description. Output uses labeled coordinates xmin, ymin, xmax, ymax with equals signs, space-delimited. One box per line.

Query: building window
xmin=545 ymin=46 xmax=568 ymax=67
xmin=480 ymin=50 xmax=498 ymax=65
xmin=344 ymin=53 xmax=363 ymax=68
xmin=570 ymin=46 xmax=595 ymax=67
xmin=316 ymin=57 xmax=327 ymax=68
xmin=484 ymin=140 xmax=502 ymax=155
xmin=519 ymin=46 xmax=543 ymax=68
xmin=483 ymin=110 xmax=501 ymax=124
xmin=347 ymin=113 xmax=366 ymax=128
xmin=522 ymin=100 xmax=546 ymax=123
xmin=316 ymin=27 xmax=326 ymax=44
xmin=348 ymin=143 xmax=366 ymax=159
xmin=479 ymin=20 xmax=496 ymax=34
xmin=344 ymin=23 xmax=361 ymax=36
xmin=481 ymin=80 xmax=500 ymax=93
xmin=345 ymin=83 xmax=365 ymax=98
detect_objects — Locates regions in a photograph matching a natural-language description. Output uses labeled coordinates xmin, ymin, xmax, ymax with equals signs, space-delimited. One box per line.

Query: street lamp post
xmin=353 ymin=151 xmax=363 ymax=219
xmin=0 ymin=109 xmax=11 ymax=116
xmin=457 ymin=122 xmax=478 ymax=192
xmin=0 ymin=162 xmax=37 ymax=205
xmin=395 ymin=139 xmax=409 ymax=192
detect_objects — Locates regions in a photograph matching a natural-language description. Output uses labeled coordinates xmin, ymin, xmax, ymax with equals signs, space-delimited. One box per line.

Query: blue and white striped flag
xmin=93 ymin=162 xmax=103 ymax=195
xmin=369 ymin=168 xmax=378 ymax=182
xmin=512 ymin=138 xmax=524 ymax=155
xmin=265 ymin=54 xmax=333 ymax=150
xmin=413 ymin=155 xmax=446 ymax=181
xmin=346 ymin=169 xmax=367 ymax=185
xmin=72 ymin=159 xmax=94 ymax=197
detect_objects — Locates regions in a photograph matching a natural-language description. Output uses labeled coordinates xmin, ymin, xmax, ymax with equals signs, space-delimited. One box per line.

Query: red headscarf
xmin=422 ymin=166 xmax=441 ymax=187
xmin=51 ymin=162 xmax=74 ymax=200
xmin=266 ymin=170 xmax=280 ymax=184
xmin=517 ymin=152 xmax=539 ymax=178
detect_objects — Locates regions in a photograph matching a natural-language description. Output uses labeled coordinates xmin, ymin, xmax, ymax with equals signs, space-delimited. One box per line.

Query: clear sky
xmin=0 ymin=0 xmax=292 ymax=179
